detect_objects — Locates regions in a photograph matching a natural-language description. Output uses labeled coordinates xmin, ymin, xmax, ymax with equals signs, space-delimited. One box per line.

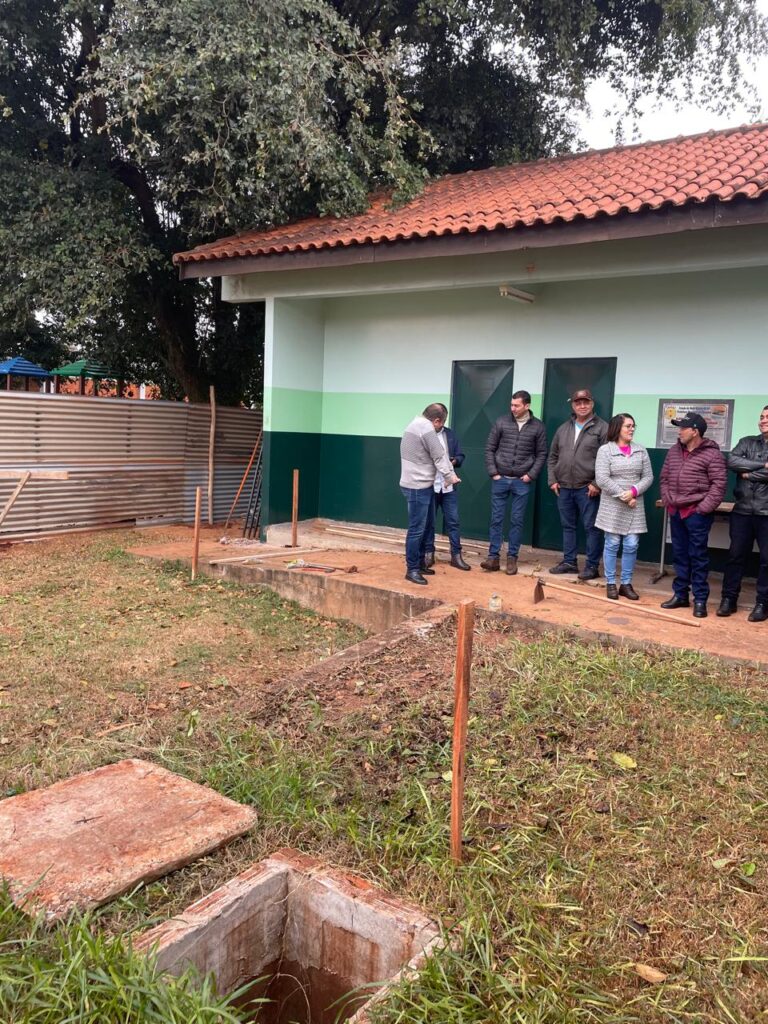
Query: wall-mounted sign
xmin=656 ymin=399 xmax=735 ymax=450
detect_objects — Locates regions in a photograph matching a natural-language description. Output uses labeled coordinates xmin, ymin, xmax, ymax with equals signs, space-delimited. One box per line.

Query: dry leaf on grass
xmin=612 ymin=752 xmax=637 ymax=770
xmin=634 ymin=963 xmax=667 ymax=984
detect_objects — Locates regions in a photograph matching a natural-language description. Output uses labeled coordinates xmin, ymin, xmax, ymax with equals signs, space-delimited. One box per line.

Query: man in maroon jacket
xmin=659 ymin=412 xmax=727 ymax=617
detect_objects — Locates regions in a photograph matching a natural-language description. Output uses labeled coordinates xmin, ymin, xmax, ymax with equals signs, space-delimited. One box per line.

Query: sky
xmin=578 ymin=1 xmax=768 ymax=149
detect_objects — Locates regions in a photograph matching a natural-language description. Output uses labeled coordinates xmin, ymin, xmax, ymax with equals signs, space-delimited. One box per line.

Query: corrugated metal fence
xmin=0 ymin=392 xmax=262 ymax=540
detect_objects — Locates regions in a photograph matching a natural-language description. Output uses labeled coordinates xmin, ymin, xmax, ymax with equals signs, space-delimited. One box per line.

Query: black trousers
xmin=721 ymin=513 xmax=768 ymax=605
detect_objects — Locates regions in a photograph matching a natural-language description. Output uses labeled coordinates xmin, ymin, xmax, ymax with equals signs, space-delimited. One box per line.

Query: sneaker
xmin=549 ymin=561 xmax=578 ymax=575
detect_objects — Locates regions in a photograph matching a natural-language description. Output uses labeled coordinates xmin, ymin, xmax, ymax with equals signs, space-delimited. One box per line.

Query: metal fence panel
xmin=0 ymin=392 xmax=261 ymax=540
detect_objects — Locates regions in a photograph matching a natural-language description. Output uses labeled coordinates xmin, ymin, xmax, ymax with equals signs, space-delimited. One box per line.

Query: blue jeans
xmin=669 ymin=511 xmax=714 ymax=602
xmin=557 ymin=486 xmax=603 ymax=568
xmin=425 ymin=489 xmax=462 ymax=555
xmin=488 ymin=477 xmax=532 ymax=557
xmin=603 ymin=532 xmax=640 ymax=585
xmin=400 ymin=486 xmax=435 ymax=571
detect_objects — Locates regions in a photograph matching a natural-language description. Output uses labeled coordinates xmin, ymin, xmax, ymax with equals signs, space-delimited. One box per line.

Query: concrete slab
xmin=0 ymin=758 xmax=256 ymax=921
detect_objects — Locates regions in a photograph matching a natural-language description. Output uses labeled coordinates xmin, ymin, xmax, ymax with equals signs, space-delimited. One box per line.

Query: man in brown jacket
xmin=659 ymin=412 xmax=727 ymax=617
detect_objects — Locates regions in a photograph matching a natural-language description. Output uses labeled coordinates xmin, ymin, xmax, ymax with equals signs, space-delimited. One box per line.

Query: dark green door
xmin=450 ymin=360 xmax=515 ymax=541
xmin=533 ymin=357 xmax=617 ymax=551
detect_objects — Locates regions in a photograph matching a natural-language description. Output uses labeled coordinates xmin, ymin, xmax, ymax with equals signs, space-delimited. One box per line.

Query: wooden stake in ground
xmin=451 ymin=598 xmax=475 ymax=864
xmin=291 ymin=468 xmax=299 ymax=548
xmin=191 ymin=486 xmax=202 ymax=581
xmin=207 ymin=385 xmax=216 ymax=526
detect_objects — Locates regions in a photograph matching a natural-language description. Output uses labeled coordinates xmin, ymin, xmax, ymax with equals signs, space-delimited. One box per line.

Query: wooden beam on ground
xmin=451 ymin=599 xmax=475 ymax=865
xmin=208 ymin=546 xmax=322 ymax=565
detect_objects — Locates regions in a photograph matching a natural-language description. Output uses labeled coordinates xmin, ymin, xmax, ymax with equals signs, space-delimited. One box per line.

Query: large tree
xmin=0 ymin=0 xmax=765 ymax=402
xmin=0 ymin=0 xmax=424 ymax=402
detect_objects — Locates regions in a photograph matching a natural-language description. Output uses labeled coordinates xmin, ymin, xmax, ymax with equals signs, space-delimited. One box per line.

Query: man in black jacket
xmin=717 ymin=405 xmax=768 ymax=622
xmin=547 ymin=388 xmax=609 ymax=579
xmin=480 ymin=390 xmax=547 ymax=574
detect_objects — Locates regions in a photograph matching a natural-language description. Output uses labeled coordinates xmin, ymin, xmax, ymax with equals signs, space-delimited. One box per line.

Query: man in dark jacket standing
xmin=480 ymin=390 xmax=547 ymax=574
xmin=659 ymin=412 xmax=727 ymax=617
xmin=547 ymin=388 xmax=609 ymax=580
xmin=717 ymin=405 xmax=768 ymax=622
xmin=423 ymin=404 xmax=471 ymax=571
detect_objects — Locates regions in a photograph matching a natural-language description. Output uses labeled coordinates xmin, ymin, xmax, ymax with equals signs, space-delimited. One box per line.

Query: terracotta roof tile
xmin=174 ymin=123 xmax=768 ymax=265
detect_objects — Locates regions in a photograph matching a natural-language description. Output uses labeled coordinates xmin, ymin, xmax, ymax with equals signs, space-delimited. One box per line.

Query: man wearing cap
xmin=659 ymin=412 xmax=727 ymax=617
xmin=717 ymin=404 xmax=768 ymax=622
xmin=547 ymin=388 xmax=609 ymax=579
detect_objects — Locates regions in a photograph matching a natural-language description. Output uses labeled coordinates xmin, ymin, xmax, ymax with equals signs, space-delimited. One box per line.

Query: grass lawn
xmin=2 ymin=530 xmax=768 ymax=1022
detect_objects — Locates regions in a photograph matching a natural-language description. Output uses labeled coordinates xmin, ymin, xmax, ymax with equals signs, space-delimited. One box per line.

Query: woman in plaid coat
xmin=595 ymin=414 xmax=654 ymax=600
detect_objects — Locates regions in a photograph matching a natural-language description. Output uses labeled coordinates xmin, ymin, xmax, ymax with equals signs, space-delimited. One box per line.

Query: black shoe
xmin=550 ymin=561 xmax=578 ymax=575
xmin=578 ymin=565 xmax=600 ymax=581
xmin=661 ymin=596 xmax=690 ymax=609
xmin=419 ymin=564 xmax=435 ymax=575
xmin=618 ymin=584 xmax=640 ymax=601
xmin=693 ymin=601 xmax=708 ymax=618
xmin=451 ymin=552 xmax=471 ymax=571
xmin=606 ymin=584 xmax=618 ymax=600
xmin=717 ymin=598 xmax=738 ymax=617
xmin=405 ymin=569 xmax=428 ymax=585
xmin=748 ymin=602 xmax=768 ymax=622
xmin=480 ymin=555 xmax=500 ymax=572
xmin=423 ymin=551 xmax=435 ymax=568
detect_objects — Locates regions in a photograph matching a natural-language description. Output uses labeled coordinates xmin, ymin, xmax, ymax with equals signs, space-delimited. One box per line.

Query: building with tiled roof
xmin=174 ymin=124 xmax=768 ymax=566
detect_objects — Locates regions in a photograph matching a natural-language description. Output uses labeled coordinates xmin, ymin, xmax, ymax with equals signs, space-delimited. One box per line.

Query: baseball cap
xmin=569 ymin=388 xmax=594 ymax=402
xmin=671 ymin=412 xmax=707 ymax=434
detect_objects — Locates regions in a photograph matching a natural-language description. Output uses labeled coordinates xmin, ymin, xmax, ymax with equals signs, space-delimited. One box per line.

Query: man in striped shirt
xmin=400 ymin=404 xmax=461 ymax=585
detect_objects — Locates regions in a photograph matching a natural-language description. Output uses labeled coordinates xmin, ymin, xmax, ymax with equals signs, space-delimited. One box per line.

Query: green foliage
xmin=0 ymin=891 xmax=243 ymax=1023
xmin=0 ymin=0 xmax=766 ymax=400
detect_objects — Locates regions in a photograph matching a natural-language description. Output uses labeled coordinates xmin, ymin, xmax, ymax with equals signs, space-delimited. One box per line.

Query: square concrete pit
xmin=135 ymin=848 xmax=442 ymax=1024
xmin=0 ymin=758 xmax=256 ymax=921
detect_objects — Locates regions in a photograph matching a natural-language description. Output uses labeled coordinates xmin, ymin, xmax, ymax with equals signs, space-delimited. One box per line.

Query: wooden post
xmin=191 ymin=486 xmax=202 ymax=581
xmin=291 ymin=468 xmax=299 ymax=548
xmin=450 ymin=598 xmax=475 ymax=864
xmin=208 ymin=385 xmax=216 ymax=525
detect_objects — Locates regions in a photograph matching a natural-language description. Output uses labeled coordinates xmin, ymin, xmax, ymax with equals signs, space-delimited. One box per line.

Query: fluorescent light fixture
xmin=499 ymin=284 xmax=535 ymax=304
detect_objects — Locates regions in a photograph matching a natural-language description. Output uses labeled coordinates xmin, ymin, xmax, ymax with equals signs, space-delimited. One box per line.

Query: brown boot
xmin=506 ymin=555 xmax=518 ymax=575
xmin=480 ymin=555 xmax=500 ymax=572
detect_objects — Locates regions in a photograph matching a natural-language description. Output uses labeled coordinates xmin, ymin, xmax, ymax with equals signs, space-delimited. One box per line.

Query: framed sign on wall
xmin=656 ymin=399 xmax=735 ymax=450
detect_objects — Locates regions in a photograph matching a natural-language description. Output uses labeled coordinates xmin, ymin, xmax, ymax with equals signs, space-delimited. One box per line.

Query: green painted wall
xmin=261 ymin=263 xmax=768 ymax=567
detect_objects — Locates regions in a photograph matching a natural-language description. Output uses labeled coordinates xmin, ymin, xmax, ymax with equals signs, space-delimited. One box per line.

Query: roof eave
xmin=176 ymin=196 xmax=768 ymax=281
